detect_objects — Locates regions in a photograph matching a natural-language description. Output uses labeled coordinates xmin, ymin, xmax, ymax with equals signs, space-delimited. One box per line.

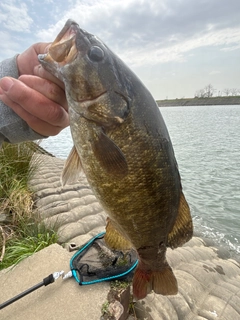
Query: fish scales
xmin=72 ymin=113 xmax=179 ymax=248
xmin=39 ymin=19 xmax=193 ymax=300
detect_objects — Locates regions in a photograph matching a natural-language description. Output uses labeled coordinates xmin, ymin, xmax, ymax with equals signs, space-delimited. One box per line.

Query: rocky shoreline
xmin=157 ymin=96 xmax=240 ymax=107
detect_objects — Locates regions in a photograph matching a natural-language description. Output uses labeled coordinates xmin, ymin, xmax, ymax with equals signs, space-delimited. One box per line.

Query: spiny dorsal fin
xmin=167 ymin=191 xmax=193 ymax=248
xmin=105 ymin=218 xmax=132 ymax=250
xmin=61 ymin=146 xmax=82 ymax=185
xmin=92 ymin=129 xmax=128 ymax=177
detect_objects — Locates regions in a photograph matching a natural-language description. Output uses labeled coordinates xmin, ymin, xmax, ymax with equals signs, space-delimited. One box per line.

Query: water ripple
xmin=161 ymin=105 xmax=240 ymax=259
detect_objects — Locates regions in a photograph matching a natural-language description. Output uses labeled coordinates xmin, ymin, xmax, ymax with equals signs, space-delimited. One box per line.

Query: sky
xmin=0 ymin=0 xmax=240 ymax=100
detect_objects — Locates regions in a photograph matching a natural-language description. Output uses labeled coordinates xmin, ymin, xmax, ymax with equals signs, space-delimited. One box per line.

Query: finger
xmin=19 ymin=75 xmax=68 ymax=111
xmin=0 ymin=92 xmax=66 ymax=136
xmin=32 ymin=42 xmax=52 ymax=55
xmin=33 ymin=64 xmax=65 ymax=89
xmin=17 ymin=42 xmax=51 ymax=76
xmin=33 ymin=43 xmax=65 ymax=89
xmin=0 ymin=77 xmax=69 ymax=128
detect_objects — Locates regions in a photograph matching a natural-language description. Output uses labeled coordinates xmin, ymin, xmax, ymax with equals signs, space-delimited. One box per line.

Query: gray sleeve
xmin=0 ymin=55 xmax=46 ymax=146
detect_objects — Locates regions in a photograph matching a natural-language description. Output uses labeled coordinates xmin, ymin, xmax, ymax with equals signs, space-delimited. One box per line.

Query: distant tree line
xmin=195 ymin=84 xmax=240 ymax=98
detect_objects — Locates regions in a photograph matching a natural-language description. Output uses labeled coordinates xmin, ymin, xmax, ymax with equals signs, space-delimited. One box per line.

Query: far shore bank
xmin=157 ymin=96 xmax=240 ymax=107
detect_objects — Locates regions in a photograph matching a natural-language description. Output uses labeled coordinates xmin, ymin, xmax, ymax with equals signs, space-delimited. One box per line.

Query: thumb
xmin=33 ymin=42 xmax=52 ymax=55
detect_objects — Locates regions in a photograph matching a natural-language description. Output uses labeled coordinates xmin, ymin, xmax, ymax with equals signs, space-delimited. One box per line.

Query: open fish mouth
xmin=42 ymin=20 xmax=78 ymax=66
xmin=39 ymin=20 xmax=107 ymax=103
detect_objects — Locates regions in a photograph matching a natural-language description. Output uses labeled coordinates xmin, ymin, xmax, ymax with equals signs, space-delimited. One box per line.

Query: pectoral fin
xmin=92 ymin=129 xmax=128 ymax=176
xmin=61 ymin=146 xmax=82 ymax=185
xmin=167 ymin=191 xmax=193 ymax=248
xmin=105 ymin=218 xmax=132 ymax=250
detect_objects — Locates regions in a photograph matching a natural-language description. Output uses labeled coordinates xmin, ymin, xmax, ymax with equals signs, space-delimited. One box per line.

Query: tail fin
xmin=132 ymin=264 xmax=178 ymax=300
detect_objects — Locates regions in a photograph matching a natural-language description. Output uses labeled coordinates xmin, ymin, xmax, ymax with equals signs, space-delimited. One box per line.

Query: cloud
xmin=0 ymin=0 xmax=239 ymax=98
xmin=36 ymin=0 xmax=240 ymax=66
xmin=209 ymin=70 xmax=221 ymax=75
xmin=0 ymin=1 xmax=33 ymax=32
xmin=221 ymin=44 xmax=240 ymax=51
xmin=0 ymin=31 xmax=21 ymax=58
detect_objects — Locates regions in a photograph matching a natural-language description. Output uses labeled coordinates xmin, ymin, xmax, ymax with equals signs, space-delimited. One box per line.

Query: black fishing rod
xmin=0 ymin=271 xmax=64 ymax=310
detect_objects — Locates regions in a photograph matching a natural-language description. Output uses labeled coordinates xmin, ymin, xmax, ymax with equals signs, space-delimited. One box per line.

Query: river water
xmin=41 ymin=105 xmax=240 ymax=259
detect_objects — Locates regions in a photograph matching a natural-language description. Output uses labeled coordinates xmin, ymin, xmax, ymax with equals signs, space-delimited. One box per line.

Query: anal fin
xmin=167 ymin=191 xmax=193 ymax=248
xmin=104 ymin=218 xmax=132 ymax=250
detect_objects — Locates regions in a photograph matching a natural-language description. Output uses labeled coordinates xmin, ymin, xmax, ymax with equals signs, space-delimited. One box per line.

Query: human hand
xmin=0 ymin=43 xmax=69 ymax=137
xmin=17 ymin=42 xmax=64 ymax=89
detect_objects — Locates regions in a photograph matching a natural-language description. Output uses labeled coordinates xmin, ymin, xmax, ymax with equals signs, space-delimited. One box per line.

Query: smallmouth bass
xmin=39 ymin=20 xmax=193 ymax=300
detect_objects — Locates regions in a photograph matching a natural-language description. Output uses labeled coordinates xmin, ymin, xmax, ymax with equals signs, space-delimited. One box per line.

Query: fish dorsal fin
xmin=61 ymin=146 xmax=82 ymax=185
xmin=105 ymin=218 xmax=132 ymax=250
xmin=92 ymin=129 xmax=128 ymax=177
xmin=167 ymin=191 xmax=193 ymax=248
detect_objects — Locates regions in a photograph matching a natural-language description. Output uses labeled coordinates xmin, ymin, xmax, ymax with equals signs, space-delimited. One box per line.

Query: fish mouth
xmin=39 ymin=20 xmax=107 ymax=104
xmin=41 ymin=19 xmax=79 ymax=66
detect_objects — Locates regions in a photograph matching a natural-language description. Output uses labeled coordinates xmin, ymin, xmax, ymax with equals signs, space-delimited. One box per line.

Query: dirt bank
xmin=157 ymin=96 xmax=240 ymax=107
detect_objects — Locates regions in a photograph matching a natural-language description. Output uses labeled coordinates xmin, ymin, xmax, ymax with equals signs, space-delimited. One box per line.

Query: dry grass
xmin=0 ymin=142 xmax=37 ymax=225
xmin=0 ymin=141 xmax=58 ymax=269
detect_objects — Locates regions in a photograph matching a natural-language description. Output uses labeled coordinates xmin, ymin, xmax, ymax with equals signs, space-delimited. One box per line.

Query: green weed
xmin=0 ymin=218 xmax=58 ymax=270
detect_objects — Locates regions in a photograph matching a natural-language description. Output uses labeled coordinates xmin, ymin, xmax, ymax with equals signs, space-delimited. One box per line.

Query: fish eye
xmin=88 ymin=46 xmax=104 ymax=62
